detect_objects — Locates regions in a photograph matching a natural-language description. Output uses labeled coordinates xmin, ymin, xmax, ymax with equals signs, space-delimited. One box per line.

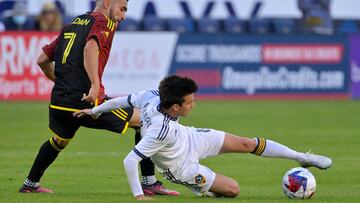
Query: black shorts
xmin=48 ymin=105 xmax=134 ymax=140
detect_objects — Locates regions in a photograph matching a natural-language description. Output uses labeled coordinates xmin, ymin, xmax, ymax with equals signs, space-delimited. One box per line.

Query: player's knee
xmin=224 ymin=181 xmax=240 ymax=197
xmin=53 ymin=136 xmax=69 ymax=148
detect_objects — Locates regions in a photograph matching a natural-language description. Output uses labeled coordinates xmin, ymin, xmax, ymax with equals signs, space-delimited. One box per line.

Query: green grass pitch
xmin=0 ymin=100 xmax=359 ymax=203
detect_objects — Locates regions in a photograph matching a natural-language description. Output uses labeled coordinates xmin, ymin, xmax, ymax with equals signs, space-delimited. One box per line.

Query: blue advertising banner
xmin=350 ymin=35 xmax=360 ymax=99
xmin=170 ymin=35 xmax=349 ymax=99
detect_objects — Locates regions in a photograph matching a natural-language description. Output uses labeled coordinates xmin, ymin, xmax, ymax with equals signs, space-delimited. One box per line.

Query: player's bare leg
xmin=219 ymin=134 xmax=256 ymax=153
xmin=208 ymin=174 xmax=239 ymax=197
xmin=219 ymin=133 xmax=332 ymax=169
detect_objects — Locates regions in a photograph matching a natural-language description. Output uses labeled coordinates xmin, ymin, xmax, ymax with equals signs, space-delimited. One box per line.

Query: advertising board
xmin=349 ymin=35 xmax=360 ymax=99
xmin=0 ymin=32 xmax=350 ymax=100
xmin=0 ymin=32 xmax=56 ymax=100
xmin=171 ymin=35 xmax=349 ymax=99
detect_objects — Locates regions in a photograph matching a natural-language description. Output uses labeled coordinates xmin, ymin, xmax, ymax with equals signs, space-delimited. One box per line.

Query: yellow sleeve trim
xmin=111 ymin=110 xmax=126 ymax=121
xmin=115 ymin=109 xmax=127 ymax=118
xmin=118 ymin=108 xmax=128 ymax=116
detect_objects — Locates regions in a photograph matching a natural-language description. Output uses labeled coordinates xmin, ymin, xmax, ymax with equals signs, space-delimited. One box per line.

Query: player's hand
xmin=73 ymin=109 xmax=97 ymax=118
xmin=81 ymin=85 xmax=99 ymax=104
xmin=135 ymin=195 xmax=153 ymax=201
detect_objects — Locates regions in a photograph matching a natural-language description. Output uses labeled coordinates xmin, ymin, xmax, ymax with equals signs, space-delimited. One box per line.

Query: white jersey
xmin=92 ymin=89 xmax=225 ymax=196
xmin=128 ymin=90 xmax=192 ymax=174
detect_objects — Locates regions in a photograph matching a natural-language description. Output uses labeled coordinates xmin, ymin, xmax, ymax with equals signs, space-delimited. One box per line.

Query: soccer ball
xmin=282 ymin=167 xmax=316 ymax=199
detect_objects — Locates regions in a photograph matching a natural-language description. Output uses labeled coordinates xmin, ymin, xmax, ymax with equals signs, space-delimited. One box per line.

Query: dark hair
xmin=159 ymin=75 xmax=198 ymax=109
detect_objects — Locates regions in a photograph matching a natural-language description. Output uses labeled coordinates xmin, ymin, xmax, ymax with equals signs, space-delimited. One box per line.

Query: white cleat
xmin=298 ymin=152 xmax=332 ymax=169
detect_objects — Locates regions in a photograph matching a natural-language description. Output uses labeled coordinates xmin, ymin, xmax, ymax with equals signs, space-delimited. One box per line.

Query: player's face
xmin=178 ymin=93 xmax=195 ymax=117
xmin=109 ymin=0 xmax=127 ymax=25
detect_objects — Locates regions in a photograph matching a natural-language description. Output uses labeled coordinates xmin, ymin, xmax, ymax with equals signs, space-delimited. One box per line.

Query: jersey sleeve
xmin=42 ymin=35 xmax=59 ymax=60
xmin=132 ymin=128 xmax=169 ymax=159
xmin=42 ymin=25 xmax=68 ymax=60
xmin=86 ymin=17 xmax=108 ymax=49
xmin=127 ymin=90 xmax=159 ymax=109
xmin=123 ymin=151 xmax=144 ymax=196
xmin=91 ymin=89 xmax=158 ymax=116
xmin=91 ymin=96 xmax=129 ymax=116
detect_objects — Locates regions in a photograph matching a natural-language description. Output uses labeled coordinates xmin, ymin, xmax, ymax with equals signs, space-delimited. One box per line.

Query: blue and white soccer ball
xmin=282 ymin=167 xmax=316 ymax=199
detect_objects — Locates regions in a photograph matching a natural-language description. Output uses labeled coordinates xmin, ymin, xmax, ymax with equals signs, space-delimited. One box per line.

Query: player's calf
xmin=19 ymin=137 xmax=65 ymax=194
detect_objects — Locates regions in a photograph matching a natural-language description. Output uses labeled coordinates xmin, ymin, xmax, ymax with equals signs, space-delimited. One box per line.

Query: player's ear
xmin=172 ymin=104 xmax=180 ymax=112
xmin=103 ymin=0 xmax=110 ymax=9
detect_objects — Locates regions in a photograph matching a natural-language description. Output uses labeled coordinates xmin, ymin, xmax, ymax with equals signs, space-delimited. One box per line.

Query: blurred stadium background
xmin=1 ymin=0 xmax=360 ymax=99
xmin=1 ymin=0 xmax=360 ymax=202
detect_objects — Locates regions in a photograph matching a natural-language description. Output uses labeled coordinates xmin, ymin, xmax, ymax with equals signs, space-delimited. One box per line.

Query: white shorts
xmin=160 ymin=128 xmax=225 ymax=196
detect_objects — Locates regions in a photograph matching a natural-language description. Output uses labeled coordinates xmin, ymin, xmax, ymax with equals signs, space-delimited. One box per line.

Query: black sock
xmin=26 ymin=138 xmax=63 ymax=183
xmin=134 ymin=127 xmax=155 ymax=176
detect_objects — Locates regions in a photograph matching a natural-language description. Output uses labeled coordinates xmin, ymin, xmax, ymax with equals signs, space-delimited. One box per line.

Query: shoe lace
xmin=298 ymin=150 xmax=312 ymax=168
xmin=305 ymin=150 xmax=314 ymax=160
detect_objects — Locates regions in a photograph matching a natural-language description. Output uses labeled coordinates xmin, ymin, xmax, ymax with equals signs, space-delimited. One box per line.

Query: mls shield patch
xmin=194 ymin=174 xmax=206 ymax=185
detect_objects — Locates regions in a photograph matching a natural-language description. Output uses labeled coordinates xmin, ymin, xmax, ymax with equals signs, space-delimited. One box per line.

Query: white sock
xmin=24 ymin=178 xmax=39 ymax=188
xmin=141 ymin=175 xmax=156 ymax=185
xmin=253 ymin=138 xmax=303 ymax=161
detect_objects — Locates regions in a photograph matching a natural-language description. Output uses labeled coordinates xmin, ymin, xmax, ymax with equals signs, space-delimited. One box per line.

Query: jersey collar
xmin=157 ymin=104 xmax=178 ymax=121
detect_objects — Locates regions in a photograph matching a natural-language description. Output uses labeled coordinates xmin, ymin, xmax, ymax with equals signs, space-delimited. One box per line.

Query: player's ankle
xmin=24 ymin=178 xmax=39 ymax=188
xmin=141 ymin=175 xmax=156 ymax=185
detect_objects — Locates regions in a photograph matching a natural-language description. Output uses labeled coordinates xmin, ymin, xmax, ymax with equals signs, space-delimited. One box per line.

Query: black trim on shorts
xmin=162 ymin=169 xmax=203 ymax=192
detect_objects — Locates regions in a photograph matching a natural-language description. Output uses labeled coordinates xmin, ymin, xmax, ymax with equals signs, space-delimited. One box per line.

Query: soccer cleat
xmin=298 ymin=152 xmax=332 ymax=169
xmin=19 ymin=185 xmax=54 ymax=194
xmin=142 ymin=181 xmax=179 ymax=196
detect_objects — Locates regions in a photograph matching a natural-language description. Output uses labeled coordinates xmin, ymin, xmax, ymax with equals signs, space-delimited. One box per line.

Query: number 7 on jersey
xmin=62 ymin=32 xmax=77 ymax=64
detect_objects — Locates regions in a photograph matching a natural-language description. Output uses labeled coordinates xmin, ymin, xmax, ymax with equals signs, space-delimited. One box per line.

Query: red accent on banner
xmin=176 ymin=69 xmax=221 ymax=88
xmin=262 ymin=44 xmax=344 ymax=64
xmin=196 ymin=93 xmax=348 ymax=100
xmin=0 ymin=32 xmax=58 ymax=100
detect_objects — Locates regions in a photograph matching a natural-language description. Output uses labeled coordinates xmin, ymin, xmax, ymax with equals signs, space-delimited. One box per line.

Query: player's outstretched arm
xmin=73 ymin=109 xmax=95 ymax=118
xmin=74 ymin=96 xmax=130 ymax=118
xmin=123 ymin=151 xmax=148 ymax=199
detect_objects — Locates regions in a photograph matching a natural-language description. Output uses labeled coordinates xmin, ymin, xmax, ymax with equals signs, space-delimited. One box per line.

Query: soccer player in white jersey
xmin=74 ymin=75 xmax=332 ymax=200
